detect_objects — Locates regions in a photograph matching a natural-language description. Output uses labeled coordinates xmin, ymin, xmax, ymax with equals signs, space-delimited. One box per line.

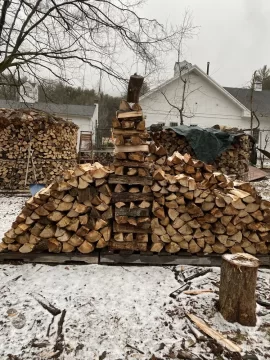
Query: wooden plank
xmin=100 ymin=253 xmax=223 ymax=265
xmin=113 ymin=221 xmax=151 ymax=233
xmin=113 ymin=129 xmax=147 ymax=137
xmin=248 ymin=165 xmax=267 ymax=182
xmin=115 ymin=207 xmax=150 ymax=217
xmin=109 ymin=175 xmax=153 ymax=186
xmin=113 ymin=161 xmax=149 ymax=168
xmin=117 ymin=111 xmax=143 ymax=119
xmin=109 ymin=241 xmax=147 ymax=251
xmin=115 ymin=145 xmax=149 ymax=153
xmin=0 ymin=252 xmax=99 ymax=264
xmin=112 ymin=192 xmax=153 ymax=203
xmin=187 ymin=313 xmax=241 ymax=353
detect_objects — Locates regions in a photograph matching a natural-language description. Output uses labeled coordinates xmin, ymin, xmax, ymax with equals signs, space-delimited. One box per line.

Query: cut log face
xmin=219 ymin=253 xmax=259 ymax=326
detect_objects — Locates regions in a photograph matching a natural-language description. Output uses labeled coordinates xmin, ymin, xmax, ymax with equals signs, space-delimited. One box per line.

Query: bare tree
xmin=255 ymin=65 xmax=270 ymax=90
xmin=260 ymin=133 xmax=269 ymax=169
xmin=249 ymin=71 xmax=257 ymax=136
xmin=0 ymin=0 xmax=183 ymax=99
xmin=160 ymin=12 xmax=198 ymax=125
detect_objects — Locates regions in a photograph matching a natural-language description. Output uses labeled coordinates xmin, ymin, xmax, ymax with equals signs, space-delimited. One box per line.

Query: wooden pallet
xmin=100 ymin=250 xmax=270 ymax=266
xmin=0 ymin=250 xmax=269 ymax=267
xmin=0 ymin=252 xmax=99 ymax=264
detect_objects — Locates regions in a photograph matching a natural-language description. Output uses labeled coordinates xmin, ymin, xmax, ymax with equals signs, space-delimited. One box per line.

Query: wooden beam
xmin=113 ymin=221 xmax=151 ymax=233
xmin=115 ymin=207 xmax=150 ymax=217
xmin=109 ymin=175 xmax=153 ymax=186
xmin=113 ymin=129 xmax=146 ymax=136
xmin=109 ymin=241 xmax=147 ymax=251
xmin=112 ymin=192 xmax=154 ymax=203
xmin=115 ymin=145 xmax=149 ymax=153
xmin=113 ymin=161 xmax=149 ymax=168
xmin=117 ymin=111 xmax=143 ymax=119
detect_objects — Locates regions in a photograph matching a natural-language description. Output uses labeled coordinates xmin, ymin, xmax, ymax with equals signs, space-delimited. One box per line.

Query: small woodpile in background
xmin=150 ymin=128 xmax=195 ymax=158
xmin=109 ymin=100 xmax=153 ymax=251
xmin=150 ymin=128 xmax=252 ymax=180
xmin=1 ymin=163 xmax=113 ymax=253
xmin=215 ymin=134 xmax=252 ymax=181
xmin=93 ymin=151 xmax=114 ymax=165
xmin=0 ymin=108 xmax=78 ymax=189
xmin=150 ymin=151 xmax=270 ymax=254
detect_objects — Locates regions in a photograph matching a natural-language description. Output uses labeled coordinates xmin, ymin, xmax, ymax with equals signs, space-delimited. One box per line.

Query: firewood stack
xmin=215 ymin=135 xmax=252 ymax=181
xmin=150 ymin=151 xmax=270 ymax=254
xmin=0 ymin=108 xmax=78 ymax=189
xmin=0 ymin=163 xmax=113 ymax=254
xmin=109 ymin=101 xmax=154 ymax=251
xmin=93 ymin=151 xmax=114 ymax=165
xmin=150 ymin=129 xmax=195 ymax=158
xmin=149 ymin=129 xmax=252 ymax=180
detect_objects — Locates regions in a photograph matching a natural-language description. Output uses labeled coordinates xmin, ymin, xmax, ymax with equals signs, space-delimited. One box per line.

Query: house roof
xmin=225 ymin=87 xmax=270 ymax=116
xmin=0 ymin=99 xmax=96 ymax=118
xmin=140 ymin=63 xmax=250 ymax=117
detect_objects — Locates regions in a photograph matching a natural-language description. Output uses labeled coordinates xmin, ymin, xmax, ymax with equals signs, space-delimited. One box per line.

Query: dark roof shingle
xmin=0 ymin=99 xmax=95 ymax=117
xmin=225 ymin=87 xmax=270 ymax=116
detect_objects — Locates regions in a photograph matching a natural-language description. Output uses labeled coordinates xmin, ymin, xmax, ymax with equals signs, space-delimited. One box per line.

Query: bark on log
xmin=219 ymin=253 xmax=259 ymax=326
xmin=127 ymin=74 xmax=144 ymax=103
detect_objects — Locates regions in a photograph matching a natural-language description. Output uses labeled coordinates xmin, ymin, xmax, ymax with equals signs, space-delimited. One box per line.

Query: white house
xmin=225 ymin=86 xmax=270 ymax=149
xmin=0 ymin=81 xmax=98 ymax=150
xmin=140 ymin=61 xmax=251 ymax=129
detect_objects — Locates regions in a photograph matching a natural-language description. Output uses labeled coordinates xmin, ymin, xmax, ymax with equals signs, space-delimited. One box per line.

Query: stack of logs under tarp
xmin=150 ymin=128 xmax=252 ymax=180
xmin=0 ymin=108 xmax=78 ymax=189
xmin=149 ymin=151 xmax=270 ymax=254
xmin=110 ymin=101 xmax=153 ymax=251
xmin=1 ymin=163 xmax=113 ymax=254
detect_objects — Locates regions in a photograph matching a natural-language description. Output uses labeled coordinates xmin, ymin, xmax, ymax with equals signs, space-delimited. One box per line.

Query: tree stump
xmin=219 ymin=253 xmax=259 ymax=326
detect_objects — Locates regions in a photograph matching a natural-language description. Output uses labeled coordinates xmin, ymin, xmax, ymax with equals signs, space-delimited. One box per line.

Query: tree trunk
xmin=219 ymin=253 xmax=259 ymax=326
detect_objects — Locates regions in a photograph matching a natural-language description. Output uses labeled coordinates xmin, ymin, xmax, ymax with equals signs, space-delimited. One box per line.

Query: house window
xmin=170 ymin=122 xmax=178 ymax=127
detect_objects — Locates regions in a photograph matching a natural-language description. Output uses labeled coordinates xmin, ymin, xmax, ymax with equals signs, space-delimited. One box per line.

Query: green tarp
xmin=166 ymin=125 xmax=244 ymax=163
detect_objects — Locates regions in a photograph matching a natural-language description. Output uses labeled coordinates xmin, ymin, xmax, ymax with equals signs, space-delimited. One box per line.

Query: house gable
xmin=140 ymin=65 xmax=250 ymax=128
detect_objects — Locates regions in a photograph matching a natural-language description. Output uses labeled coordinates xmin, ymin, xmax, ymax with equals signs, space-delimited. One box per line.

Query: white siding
xmin=58 ymin=115 xmax=93 ymax=151
xmin=140 ymin=71 xmax=249 ymax=129
xmin=71 ymin=116 xmax=93 ymax=150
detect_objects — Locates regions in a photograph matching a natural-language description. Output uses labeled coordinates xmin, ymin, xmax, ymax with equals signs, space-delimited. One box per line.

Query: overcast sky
xmin=80 ymin=0 xmax=269 ymax=95
xmin=138 ymin=0 xmax=269 ymax=89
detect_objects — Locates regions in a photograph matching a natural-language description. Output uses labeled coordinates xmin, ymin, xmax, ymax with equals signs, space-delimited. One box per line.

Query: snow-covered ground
xmin=253 ymin=177 xmax=270 ymax=201
xmin=0 ymin=195 xmax=26 ymax=240
xmin=0 ymin=183 xmax=270 ymax=359
xmin=0 ymin=263 xmax=269 ymax=359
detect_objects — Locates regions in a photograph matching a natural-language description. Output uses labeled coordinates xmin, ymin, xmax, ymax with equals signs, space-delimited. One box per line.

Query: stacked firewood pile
xmin=93 ymin=151 xmax=114 ymax=165
xmin=149 ymin=128 xmax=252 ymax=180
xmin=150 ymin=129 xmax=195 ymax=158
xmin=109 ymin=100 xmax=153 ymax=251
xmin=1 ymin=163 xmax=113 ymax=253
xmin=215 ymin=135 xmax=252 ymax=180
xmin=0 ymin=108 xmax=78 ymax=188
xmin=1 ymin=98 xmax=270 ymax=256
xmin=1 ymin=155 xmax=270 ymax=255
xmin=0 ymin=159 xmax=77 ymax=189
xmin=150 ymin=151 xmax=270 ymax=254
